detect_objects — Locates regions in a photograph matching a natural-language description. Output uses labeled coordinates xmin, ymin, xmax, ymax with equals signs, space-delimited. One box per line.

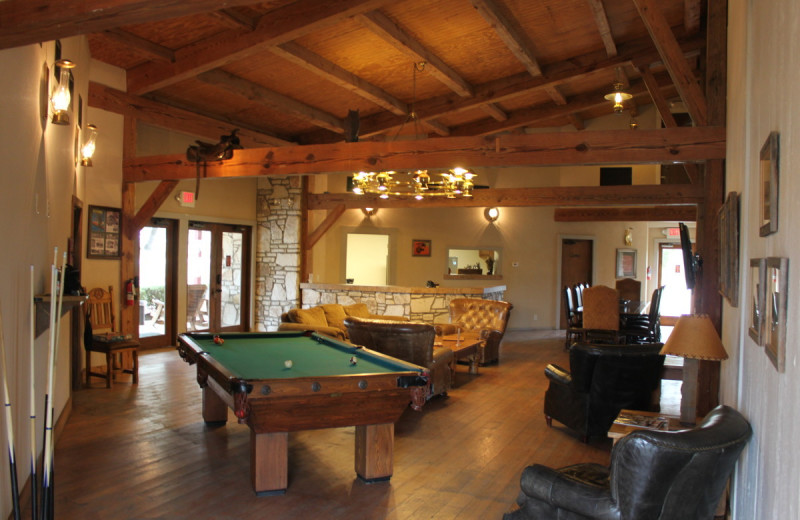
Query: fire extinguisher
xmin=126 ymin=279 xmax=136 ymax=306
xmin=646 ymin=266 xmax=651 ymax=281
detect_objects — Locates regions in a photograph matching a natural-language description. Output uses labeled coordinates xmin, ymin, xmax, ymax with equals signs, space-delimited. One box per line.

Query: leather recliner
xmin=343 ymin=316 xmax=454 ymax=399
xmin=435 ymin=298 xmax=512 ymax=364
xmin=544 ymin=342 xmax=665 ymax=441
xmin=505 ymin=405 xmax=752 ymax=520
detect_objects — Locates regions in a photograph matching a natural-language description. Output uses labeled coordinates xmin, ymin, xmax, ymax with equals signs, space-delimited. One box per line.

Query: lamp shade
xmin=660 ymin=314 xmax=728 ymax=360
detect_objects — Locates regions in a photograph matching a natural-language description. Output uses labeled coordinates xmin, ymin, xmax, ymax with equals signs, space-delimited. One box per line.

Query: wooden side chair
xmin=615 ymin=277 xmax=641 ymax=303
xmin=580 ymin=285 xmax=622 ymax=344
xmin=84 ymin=286 xmax=139 ymax=388
xmin=186 ymin=284 xmax=209 ymax=331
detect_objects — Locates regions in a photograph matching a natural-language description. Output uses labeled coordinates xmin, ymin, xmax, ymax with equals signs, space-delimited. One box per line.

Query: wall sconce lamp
xmin=660 ymin=315 xmax=728 ymax=426
xmin=362 ymin=207 xmax=377 ymax=217
xmin=80 ymin=124 xmax=98 ymax=166
xmin=604 ymin=82 xmax=632 ymax=114
xmin=51 ymin=59 xmax=75 ymax=125
xmin=484 ymin=207 xmax=500 ymax=223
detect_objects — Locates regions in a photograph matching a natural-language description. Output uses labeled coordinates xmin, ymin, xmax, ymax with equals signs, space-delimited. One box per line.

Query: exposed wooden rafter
xmin=357 ymin=11 xmax=474 ymax=97
xmin=470 ymin=0 xmax=543 ymax=76
xmin=554 ymin=205 xmax=696 ymax=222
xmin=584 ymin=0 xmax=618 ymax=57
xmin=103 ymin=29 xmax=175 ymax=63
xmin=122 ymin=126 xmax=726 ymax=182
xmin=88 ymin=82 xmax=293 ymax=147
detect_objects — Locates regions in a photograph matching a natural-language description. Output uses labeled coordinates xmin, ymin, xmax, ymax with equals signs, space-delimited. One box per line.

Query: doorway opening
xmin=346 ymin=233 xmax=389 ymax=285
xmin=187 ymin=222 xmax=251 ymax=332
xmin=559 ymin=238 xmax=593 ymax=329
xmin=658 ymin=242 xmax=692 ymax=325
xmin=138 ymin=218 xmax=178 ymax=348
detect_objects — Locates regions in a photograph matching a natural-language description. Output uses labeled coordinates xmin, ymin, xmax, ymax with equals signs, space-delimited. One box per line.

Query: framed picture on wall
xmin=759 ymin=131 xmax=779 ymax=236
xmin=615 ymin=249 xmax=637 ymax=278
xmin=87 ymin=205 xmax=121 ymax=259
xmin=412 ymin=239 xmax=431 ymax=257
xmin=764 ymin=257 xmax=788 ymax=372
xmin=748 ymin=258 xmax=766 ymax=345
xmin=718 ymin=191 xmax=740 ymax=306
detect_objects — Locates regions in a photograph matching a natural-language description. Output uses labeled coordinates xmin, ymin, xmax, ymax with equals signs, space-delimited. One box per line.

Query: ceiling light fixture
xmin=484 ymin=207 xmax=500 ymax=222
xmin=80 ymin=124 xmax=98 ymax=166
xmin=51 ymin=59 xmax=75 ymax=125
xmin=604 ymin=82 xmax=632 ymax=114
xmin=352 ymin=167 xmax=476 ymax=200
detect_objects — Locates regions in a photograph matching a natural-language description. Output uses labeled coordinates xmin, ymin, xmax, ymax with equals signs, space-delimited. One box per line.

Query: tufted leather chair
xmin=343 ymin=317 xmax=454 ymax=399
xmin=435 ymin=298 xmax=512 ymax=364
xmin=505 ymin=405 xmax=752 ymax=520
xmin=544 ymin=342 xmax=665 ymax=441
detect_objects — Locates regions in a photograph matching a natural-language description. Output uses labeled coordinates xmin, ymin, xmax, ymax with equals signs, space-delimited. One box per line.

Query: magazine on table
xmin=613 ymin=411 xmax=670 ymax=430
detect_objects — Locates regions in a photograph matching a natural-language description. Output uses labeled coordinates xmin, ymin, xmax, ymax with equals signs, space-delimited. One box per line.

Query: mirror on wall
xmin=447 ymin=248 xmax=500 ymax=277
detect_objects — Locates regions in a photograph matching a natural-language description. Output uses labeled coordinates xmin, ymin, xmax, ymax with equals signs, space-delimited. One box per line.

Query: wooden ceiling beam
xmin=122 ymin=126 xmax=726 ymax=182
xmin=357 ymin=11 xmax=474 ymax=97
xmin=103 ymin=29 xmax=175 ymax=63
xmin=0 ymin=0 xmax=266 ymax=50
xmin=470 ymin=0 xmax=543 ymax=76
xmin=358 ymin=34 xmax=706 ymax=138
xmin=88 ymin=82 xmax=293 ymax=147
xmin=271 ymin=42 xmax=408 ymax=116
xmin=567 ymin=114 xmax=585 ymax=130
xmin=684 ymin=0 xmax=703 ymax=35
xmin=196 ymin=69 xmax=345 ymax=134
xmin=584 ymin=0 xmax=618 ymax=57
xmin=208 ymin=9 xmax=258 ymax=30
xmin=554 ymin=205 xmax=696 ymax=222
xmin=422 ymin=119 xmax=450 ymax=137
xmin=544 ymin=85 xmax=568 ymax=105
xmin=307 ymin=184 xmax=705 ymax=210
xmin=482 ymin=103 xmax=508 ymax=121
xmin=127 ymin=0 xmax=393 ymax=94
xmin=632 ymin=0 xmax=708 ymax=125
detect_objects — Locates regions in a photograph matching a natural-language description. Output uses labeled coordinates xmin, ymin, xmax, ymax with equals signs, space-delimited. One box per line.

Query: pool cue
xmin=41 ymin=257 xmax=64 ymax=520
xmin=44 ymin=253 xmax=66 ymax=520
xmin=0 ymin=304 xmax=21 ymax=520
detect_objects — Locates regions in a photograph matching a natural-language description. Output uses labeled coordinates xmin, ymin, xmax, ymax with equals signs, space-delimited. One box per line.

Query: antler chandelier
xmin=352 ymin=167 xmax=476 ymax=200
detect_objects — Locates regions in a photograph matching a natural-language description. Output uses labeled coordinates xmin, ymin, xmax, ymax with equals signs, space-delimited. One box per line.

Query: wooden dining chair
xmin=615 ymin=278 xmax=641 ymax=303
xmin=84 ymin=286 xmax=139 ymax=388
xmin=580 ymin=285 xmax=622 ymax=344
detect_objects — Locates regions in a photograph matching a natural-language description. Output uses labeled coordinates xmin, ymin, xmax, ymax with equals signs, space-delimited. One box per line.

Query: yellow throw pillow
xmin=321 ymin=304 xmax=348 ymax=331
xmin=288 ymin=306 xmax=327 ymax=327
xmin=343 ymin=303 xmax=371 ymax=318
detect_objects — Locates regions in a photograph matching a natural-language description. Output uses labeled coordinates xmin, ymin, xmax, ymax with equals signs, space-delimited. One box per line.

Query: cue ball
xmin=284 ymin=360 xmax=293 ymax=369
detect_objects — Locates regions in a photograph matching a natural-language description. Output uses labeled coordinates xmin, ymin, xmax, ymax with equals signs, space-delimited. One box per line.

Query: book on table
xmin=613 ymin=411 xmax=669 ymax=431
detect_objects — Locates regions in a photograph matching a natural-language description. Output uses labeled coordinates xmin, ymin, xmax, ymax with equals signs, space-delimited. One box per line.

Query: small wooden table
xmin=436 ymin=332 xmax=483 ymax=377
xmin=608 ymin=409 xmax=687 ymax=445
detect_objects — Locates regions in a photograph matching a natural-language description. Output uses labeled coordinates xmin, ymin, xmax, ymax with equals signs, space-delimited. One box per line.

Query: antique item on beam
xmin=186 ymin=129 xmax=242 ymax=200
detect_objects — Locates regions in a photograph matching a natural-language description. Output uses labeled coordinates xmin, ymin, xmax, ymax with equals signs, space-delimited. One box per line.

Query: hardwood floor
xmin=37 ymin=330 xmax=673 ymax=519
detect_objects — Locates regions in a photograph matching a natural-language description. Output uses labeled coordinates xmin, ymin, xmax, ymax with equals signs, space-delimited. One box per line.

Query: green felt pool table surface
xmin=186 ymin=332 xmax=419 ymax=380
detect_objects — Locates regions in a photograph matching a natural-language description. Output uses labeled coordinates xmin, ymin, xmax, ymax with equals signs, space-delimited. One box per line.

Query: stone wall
xmin=254 ymin=177 xmax=303 ymax=331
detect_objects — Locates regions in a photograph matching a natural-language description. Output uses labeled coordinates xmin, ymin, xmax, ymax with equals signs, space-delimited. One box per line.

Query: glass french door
xmin=138 ymin=218 xmax=177 ymax=348
xmin=186 ymin=222 xmax=251 ymax=332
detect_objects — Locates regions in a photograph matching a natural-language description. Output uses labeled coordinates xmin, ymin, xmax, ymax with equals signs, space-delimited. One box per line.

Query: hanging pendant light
xmin=604 ymin=82 xmax=633 ymax=114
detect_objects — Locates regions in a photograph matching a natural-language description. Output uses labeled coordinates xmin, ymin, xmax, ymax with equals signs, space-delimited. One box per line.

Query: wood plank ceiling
xmin=0 ymin=0 xmax=705 ymax=151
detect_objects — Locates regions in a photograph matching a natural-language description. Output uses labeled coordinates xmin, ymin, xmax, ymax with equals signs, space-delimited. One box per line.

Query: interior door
xmin=560 ymin=239 xmax=593 ymax=328
xmin=187 ymin=222 xmax=251 ymax=332
xmin=658 ymin=242 xmax=692 ymax=325
xmin=138 ymin=218 xmax=177 ymax=348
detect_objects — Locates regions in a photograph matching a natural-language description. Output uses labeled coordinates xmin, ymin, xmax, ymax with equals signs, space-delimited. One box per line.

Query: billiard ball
xmin=284 ymin=360 xmax=293 ymax=369
xmin=213 ymin=335 xmax=224 ymax=345
xmin=349 ymin=356 xmax=358 ymax=366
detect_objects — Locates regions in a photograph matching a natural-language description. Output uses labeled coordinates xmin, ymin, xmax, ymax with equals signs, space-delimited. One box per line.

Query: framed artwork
xmin=88 ymin=205 xmax=121 ymax=259
xmin=759 ymin=132 xmax=779 ymax=236
xmin=412 ymin=239 xmax=431 ymax=257
xmin=764 ymin=257 xmax=788 ymax=372
xmin=718 ymin=191 xmax=740 ymax=306
xmin=615 ymin=249 xmax=637 ymax=278
xmin=748 ymin=258 xmax=766 ymax=345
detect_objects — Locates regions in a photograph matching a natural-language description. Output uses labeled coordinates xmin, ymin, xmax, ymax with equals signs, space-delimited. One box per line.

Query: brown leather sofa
xmin=344 ymin=316 xmax=454 ymax=399
xmin=435 ymin=298 xmax=512 ymax=364
xmin=278 ymin=302 xmax=407 ymax=341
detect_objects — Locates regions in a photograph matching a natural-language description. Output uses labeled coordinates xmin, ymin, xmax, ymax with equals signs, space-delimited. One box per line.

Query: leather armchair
xmin=279 ymin=303 xmax=407 ymax=340
xmin=505 ymin=405 xmax=752 ymax=520
xmin=343 ymin=317 xmax=454 ymax=399
xmin=435 ymin=298 xmax=512 ymax=364
xmin=544 ymin=342 xmax=665 ymax=441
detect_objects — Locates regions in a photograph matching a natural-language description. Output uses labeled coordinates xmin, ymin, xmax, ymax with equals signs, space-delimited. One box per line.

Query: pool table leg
xmin=354 ymin=423 xmax=393 ymax=482
xmin=202 ymin=386 xmax=228 ymax=425
xmin=251 ymin=431 xmax=288 ymax=495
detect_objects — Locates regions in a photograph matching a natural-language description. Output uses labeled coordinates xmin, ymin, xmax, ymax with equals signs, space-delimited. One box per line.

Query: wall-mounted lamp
xmin=80 ymin=124 xmax=98 ymax=166
xmin=50 ymin=59 xmax=75 ymax=125
xmin=362 ymin=207 xmax=377 ymax=217
xmin=603 ymin=82 xmax=632 ymax=114
xmin=624 ymin=228 xmax=632 ymax=246
xmin=484 ymin=207 xmax=500 ymax=223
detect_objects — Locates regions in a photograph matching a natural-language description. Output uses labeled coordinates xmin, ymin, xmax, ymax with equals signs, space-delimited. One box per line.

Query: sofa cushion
xmin=288 ymin=306 xmax=328 ymax=327
xmin=343 ymin=303 xmax=371 ymax=318
xmin=320 ymin=303 xmax=348 ymax=332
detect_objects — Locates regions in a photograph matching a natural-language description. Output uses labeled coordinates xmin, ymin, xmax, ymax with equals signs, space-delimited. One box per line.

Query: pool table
xmin=176 ymin=331 xmax=430 ymax=495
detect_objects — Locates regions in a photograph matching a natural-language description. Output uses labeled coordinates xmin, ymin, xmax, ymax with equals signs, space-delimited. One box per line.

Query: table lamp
xmin=660 ymin=314 xmax=728 ymax=426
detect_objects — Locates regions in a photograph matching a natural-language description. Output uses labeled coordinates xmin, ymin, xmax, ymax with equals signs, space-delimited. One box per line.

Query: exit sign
xmin=177 ymin=191 xmax=195 ymax=207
